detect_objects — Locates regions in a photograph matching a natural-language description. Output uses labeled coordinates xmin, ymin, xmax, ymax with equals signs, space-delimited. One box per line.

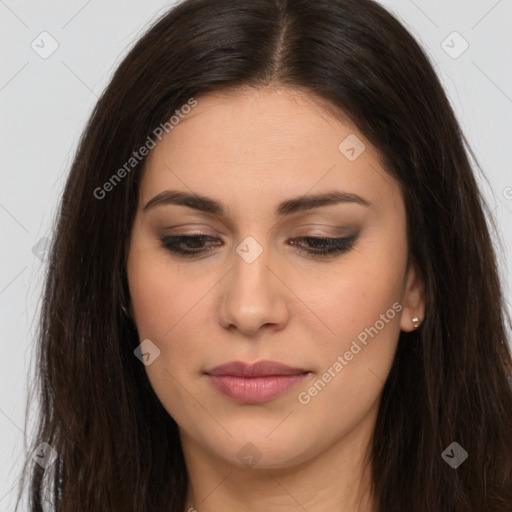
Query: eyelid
xmin=293 ymin=227 xmax=354 ymax=237
xmin=162 ymin=223 xmax=354 ymax=237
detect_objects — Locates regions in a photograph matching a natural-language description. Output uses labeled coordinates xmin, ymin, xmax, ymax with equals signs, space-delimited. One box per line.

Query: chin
xmin=214 ymin=432 xmax=314 ymax=470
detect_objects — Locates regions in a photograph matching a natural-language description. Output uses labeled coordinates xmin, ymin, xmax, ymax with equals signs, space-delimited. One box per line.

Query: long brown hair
xmin=16 ymin=0 xmax=512 ymax=510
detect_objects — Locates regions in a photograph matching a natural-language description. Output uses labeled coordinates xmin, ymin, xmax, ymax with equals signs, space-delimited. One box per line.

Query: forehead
xmin=139 ymin=86 xmax=399 ymax=216
xmin=147 ymin=86 xmax=368 ymax=163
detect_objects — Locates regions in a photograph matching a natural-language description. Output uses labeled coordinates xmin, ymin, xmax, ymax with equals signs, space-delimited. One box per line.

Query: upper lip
xmin=205 ymin=360 xmax=309 ymax=377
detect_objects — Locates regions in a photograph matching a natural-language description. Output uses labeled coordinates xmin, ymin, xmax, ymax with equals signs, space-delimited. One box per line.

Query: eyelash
xmin=160 ymin=234 xmax=357 ymax=259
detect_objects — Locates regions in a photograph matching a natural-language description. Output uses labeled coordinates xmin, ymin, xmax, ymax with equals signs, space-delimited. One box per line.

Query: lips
xmin=205 ymin=360 xmax=311 ymax=403
xmin=205 ymin=360 xmax=309 ymax=377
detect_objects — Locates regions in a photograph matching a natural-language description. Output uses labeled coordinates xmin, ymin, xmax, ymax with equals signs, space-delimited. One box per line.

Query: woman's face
xmin=126 ymin=86 xmax=425 ymax=470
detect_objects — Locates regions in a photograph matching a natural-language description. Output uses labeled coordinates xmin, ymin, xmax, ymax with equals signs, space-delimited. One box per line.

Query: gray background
xmin=0 ymin=0 xmax=511 ymax=509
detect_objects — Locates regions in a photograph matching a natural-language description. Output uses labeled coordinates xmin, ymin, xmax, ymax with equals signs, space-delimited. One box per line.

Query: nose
xmin=218 ymin=238 xmax=291 ymax=337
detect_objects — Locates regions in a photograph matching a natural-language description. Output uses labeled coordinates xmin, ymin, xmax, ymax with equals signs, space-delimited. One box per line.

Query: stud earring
xmin=412 ymin=316 xmax=421 ymax=329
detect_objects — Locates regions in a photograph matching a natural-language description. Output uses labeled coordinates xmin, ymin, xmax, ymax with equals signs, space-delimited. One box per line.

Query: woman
xmin=16 ymin=0 xmax=512 ymax=510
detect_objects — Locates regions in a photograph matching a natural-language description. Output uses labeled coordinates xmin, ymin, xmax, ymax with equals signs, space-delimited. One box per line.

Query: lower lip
xmin=207 ymin=373 xmax=310 ymax=403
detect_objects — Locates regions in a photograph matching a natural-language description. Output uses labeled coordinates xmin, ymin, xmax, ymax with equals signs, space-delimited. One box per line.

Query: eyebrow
xmin=143 ymin=189 xmax=374 ymax=216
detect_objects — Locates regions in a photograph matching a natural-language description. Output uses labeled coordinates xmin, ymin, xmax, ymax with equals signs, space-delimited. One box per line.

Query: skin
xmin=126 ymin=86 xmax=426 ymax=512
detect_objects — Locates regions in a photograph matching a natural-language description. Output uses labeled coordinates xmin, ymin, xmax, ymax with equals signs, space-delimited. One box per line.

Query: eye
xmin=160 ymin=233 xmax=358 ymax=259
xmin=289 ymin=235 xmax=358 ymax=258
xmin=160 ymin=235 xmax=221 ymax=257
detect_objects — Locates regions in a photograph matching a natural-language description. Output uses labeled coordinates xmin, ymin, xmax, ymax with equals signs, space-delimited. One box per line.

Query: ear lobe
xmin=399 ymin=262 xmax=426 ymax=332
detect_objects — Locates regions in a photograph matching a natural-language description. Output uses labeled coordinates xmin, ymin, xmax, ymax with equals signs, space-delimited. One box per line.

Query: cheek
xmin=310 ymin=276 xmax=402 ymax=379
xmin=127 ymin=252 xmax=207 ymax=422
xmin=294 ymin=270 xmax=403 ymax=437
xmin=310 ymin=247 xmax=404 ymax=340
xmin=127 ymin=248 xmax=215 ymax=381
xmin=128 ymin=245 xmax=195 ymax=339
xmin=299 ymin=236 xmax=406 ymax=398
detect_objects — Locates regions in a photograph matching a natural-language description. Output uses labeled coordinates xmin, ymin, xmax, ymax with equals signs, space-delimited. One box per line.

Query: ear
xmin=399 ymin=261 xmax=426 ymax=332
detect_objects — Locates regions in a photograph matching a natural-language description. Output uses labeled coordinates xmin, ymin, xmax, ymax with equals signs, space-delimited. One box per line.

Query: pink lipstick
xmin=205 ymin=360 xmax=310 ymax=403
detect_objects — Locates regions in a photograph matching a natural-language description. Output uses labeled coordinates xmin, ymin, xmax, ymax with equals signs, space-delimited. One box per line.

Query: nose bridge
xmin=233 ymin=236 xmax=270 ymax=289
xmin=219 ymin=234 xmax=289 ymax=333
xmin=230 ymin=234 xmax=274 ymax=303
